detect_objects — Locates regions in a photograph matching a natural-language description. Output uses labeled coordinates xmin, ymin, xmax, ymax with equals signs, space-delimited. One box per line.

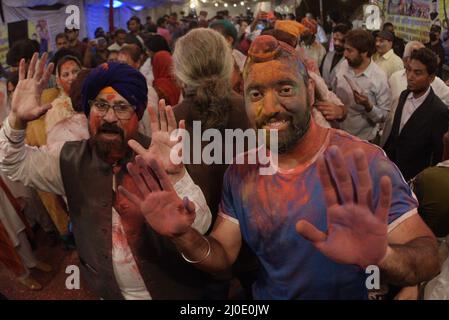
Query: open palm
xmin=119 ymin=156 xmax=195 ymax=238
xmin=11 ymin=53 xmax=54 ymax=123
xmin=128 ymin=99 xmax=185 ymax=179
xmin=296 ymin=146 xmax=391 ymax=269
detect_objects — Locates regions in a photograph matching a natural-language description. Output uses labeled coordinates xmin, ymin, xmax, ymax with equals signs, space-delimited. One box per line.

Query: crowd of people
xmin=0 ymin=8 xmax=449 ymax=300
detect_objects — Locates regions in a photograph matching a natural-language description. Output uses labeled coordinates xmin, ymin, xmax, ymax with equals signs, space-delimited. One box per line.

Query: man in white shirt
xmin=389 ymin=41 xmax=449 ymax=106
xmin=372 ymin=30 xmax=404 ymax=78
xmin=333 ymin=29 xmax=392 ymax=142
xmin=107 ymin=29 xmax=127 ymax=52
xmin=0 ymin=55 xmax=211 ymax=300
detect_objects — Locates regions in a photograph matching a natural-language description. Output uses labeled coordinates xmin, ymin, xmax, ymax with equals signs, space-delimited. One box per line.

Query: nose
xmin=68 ymin=73 xmax=77 ymax=83
xmin=103 ymin=106 xmax=118 ymax=123
xmin=261 ymin=90 xmax=282 ymax=116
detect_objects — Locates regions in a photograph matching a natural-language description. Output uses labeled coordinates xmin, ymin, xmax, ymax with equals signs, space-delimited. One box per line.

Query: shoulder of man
xmin=328 ymin=128 xmax=384 ymax=159
xmin=429 ymin=90 xmax=449 ymax=116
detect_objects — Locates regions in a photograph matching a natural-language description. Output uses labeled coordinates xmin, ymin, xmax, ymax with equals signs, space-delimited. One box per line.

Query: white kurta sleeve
xmin=173 ymin=171 xmax=212 ymax=235
xmin=0 ymin=118 xmax=65 ymax=196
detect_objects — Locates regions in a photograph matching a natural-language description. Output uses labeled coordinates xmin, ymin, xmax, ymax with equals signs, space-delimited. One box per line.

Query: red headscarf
xmin=151 ymin=51 xmax=181 ymax=106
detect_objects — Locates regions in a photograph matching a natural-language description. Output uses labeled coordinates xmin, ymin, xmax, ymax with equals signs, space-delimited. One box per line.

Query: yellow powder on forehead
xmin=99 ymin=86 xmax=118 ymax=95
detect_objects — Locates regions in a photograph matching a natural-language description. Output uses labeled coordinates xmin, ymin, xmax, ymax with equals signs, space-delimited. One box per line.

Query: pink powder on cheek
xmin=88 ymin=112 xmax=102 ymax=136
xmin=121 ymin=116 xmax=139 ymax=140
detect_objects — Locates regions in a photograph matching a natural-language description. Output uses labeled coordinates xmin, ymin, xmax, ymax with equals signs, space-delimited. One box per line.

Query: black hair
xmin=7 ymin=71 xmax=19 ymax=88
xmin=144 ymin=34 xmax=171 ymax=53
xmin=55 ymin=32 xmax=68 ymax=42
xmin=64 ymin=27 xmax=79 ymax=33
xmin=56 ymin=55 xmax=82 ymax=76
xmin=431 ymin=24 xmax=442 ymax=33
xmin=345 ymin=29 xmax=375 ymax=57
xmin=6 ymin=39 xmax=39 ymax=67
xmin=127 ymin=16 xmax=141 ymax=27
xmin=50 ymin=48 xmax=82 ymax=74
xmin=157 ymin=17 xmax=166 ymax=27
xmin=383 ymin=22 xmax=394 ymax=29
xmin=410 ymin=48 xmax=438 ymax=75
xmin=333 ymin=23 xmax=351 ymax=35
xmin=69 ymin=68 xmax=91 ymax=113
xmin=114 ymin=28 xmax=127 ymax=37
xmin=124 ymin=33 xmax=145 ymax=52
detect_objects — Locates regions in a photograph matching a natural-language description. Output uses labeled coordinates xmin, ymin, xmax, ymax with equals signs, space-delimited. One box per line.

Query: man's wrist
xmin=8 ymin=114 xmax=27 ymax=130
xmin=337 ymin=105 xmax=346 ymax=121
xmin=170 ymin=167 xmax=187 ymax=186
xmin=378 ymin=245 xmax=394 ymax=269
xmin=364 ymin=102 xmax=373 ymax=113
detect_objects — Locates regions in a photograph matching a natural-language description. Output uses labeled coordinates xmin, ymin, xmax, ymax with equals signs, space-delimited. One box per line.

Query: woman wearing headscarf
xmin=23 ymin=53 xmax=81 ymax=242
xmin=140 ymin=34 xmax=171 ymax=85
xmin=46 ymin=69 xmax=90 ymax=148
xmin=151 ymin=50 xmax=181 ymax=106
xmin=45 ymin=55 xmax=82 ymax=134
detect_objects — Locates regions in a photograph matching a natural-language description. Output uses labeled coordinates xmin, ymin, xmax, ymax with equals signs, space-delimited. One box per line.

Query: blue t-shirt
xmin=220 ymin=129 xmax=418 ymax=300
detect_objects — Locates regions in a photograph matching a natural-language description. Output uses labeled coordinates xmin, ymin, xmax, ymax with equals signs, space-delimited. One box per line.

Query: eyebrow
xmin=96 ymin=97 xmax=128 ymax=104
xmin=246 ymin=79 xmax=299 ymax=91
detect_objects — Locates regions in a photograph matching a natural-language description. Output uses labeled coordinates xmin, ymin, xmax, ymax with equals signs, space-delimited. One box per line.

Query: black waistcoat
xmin=59 ymin=135 xmax=207 ymax=299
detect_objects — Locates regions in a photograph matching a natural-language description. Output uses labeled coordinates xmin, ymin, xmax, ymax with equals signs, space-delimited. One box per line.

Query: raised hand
xmin=9 ymin=53 xmax=54 ymax=129
xmin=315 ymin=101 xmax=345 ymax=121
xmin=118 ymin=155 xmax=195 ymax=238
xmin=296 ymin=146 xmax=392 ymax=269
xmin=128 ymin=99 xmax=186 ymax=183
xmin=353 ymin=90 xmax=373 ymax=112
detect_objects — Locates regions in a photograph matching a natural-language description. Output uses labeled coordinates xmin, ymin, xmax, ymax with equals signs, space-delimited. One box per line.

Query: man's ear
xmin=307 ymin=78 xmax=315 ymax=106
xmin=429 ymin=74 xmax=436 ymax=83
xmin=226 ymin=36 xmax=234 ymax=47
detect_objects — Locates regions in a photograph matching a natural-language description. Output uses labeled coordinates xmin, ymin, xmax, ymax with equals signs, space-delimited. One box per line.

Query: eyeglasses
xmin=89 ymin=100 xmax=136 ymax=120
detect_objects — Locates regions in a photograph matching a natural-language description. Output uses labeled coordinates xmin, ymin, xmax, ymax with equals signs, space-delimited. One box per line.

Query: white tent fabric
xmin=2 ymin=0 xmax=72 ymax=7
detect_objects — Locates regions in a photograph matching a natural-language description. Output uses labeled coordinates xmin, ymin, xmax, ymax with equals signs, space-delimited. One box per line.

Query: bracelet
xmin=181 ymin=236 xmax=211 ymax=264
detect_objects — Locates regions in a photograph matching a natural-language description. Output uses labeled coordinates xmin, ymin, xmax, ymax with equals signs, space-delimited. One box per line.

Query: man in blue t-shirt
xmin=120 ymin=29 xmax=440 ymax=299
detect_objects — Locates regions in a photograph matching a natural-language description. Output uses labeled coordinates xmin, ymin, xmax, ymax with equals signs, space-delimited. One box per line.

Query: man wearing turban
xmin=0 ymin=55 xmax=211 ymax=299
xmin=120 ymin=34 xmax=440 ymax=299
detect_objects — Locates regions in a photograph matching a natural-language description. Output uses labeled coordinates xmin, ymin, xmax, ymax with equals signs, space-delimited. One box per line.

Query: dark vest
xmin=59 ymin=134 xmax=207 ymax=299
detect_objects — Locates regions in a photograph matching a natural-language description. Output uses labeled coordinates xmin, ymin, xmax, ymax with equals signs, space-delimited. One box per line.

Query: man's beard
xmin=430 ymin=33 xmax=438 ymax=42
xmin=347 ymin=54 xmax=363 ymax=68
xmin=256 ymin=106 xmax=311 ymax=155
xmin=334 ymin=45 xmax=344 ymax=54
xmin=91 ymin=122 xmax=127 ymax=162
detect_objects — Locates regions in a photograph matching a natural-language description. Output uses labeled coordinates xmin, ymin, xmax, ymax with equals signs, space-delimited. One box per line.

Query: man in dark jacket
xmin=382 ymin=48 xmax=449 ymax=181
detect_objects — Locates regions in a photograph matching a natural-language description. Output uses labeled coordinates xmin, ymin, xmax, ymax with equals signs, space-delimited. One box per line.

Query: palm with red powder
xmin=296 ymin=146 xmax=392 ymax=269
xmin=119 ymin=156 xmax=195 ymax=239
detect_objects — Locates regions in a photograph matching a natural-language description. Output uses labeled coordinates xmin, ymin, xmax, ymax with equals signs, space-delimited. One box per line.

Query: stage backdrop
xmin=383 ymin=0 xmax=448 ymax=42
xmin=1 ymin=0 xmax=87 ymax=52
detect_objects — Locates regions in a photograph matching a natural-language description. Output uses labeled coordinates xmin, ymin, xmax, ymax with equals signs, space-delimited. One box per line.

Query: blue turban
xmin=82 ymin=62 xmax=148 ymax=119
